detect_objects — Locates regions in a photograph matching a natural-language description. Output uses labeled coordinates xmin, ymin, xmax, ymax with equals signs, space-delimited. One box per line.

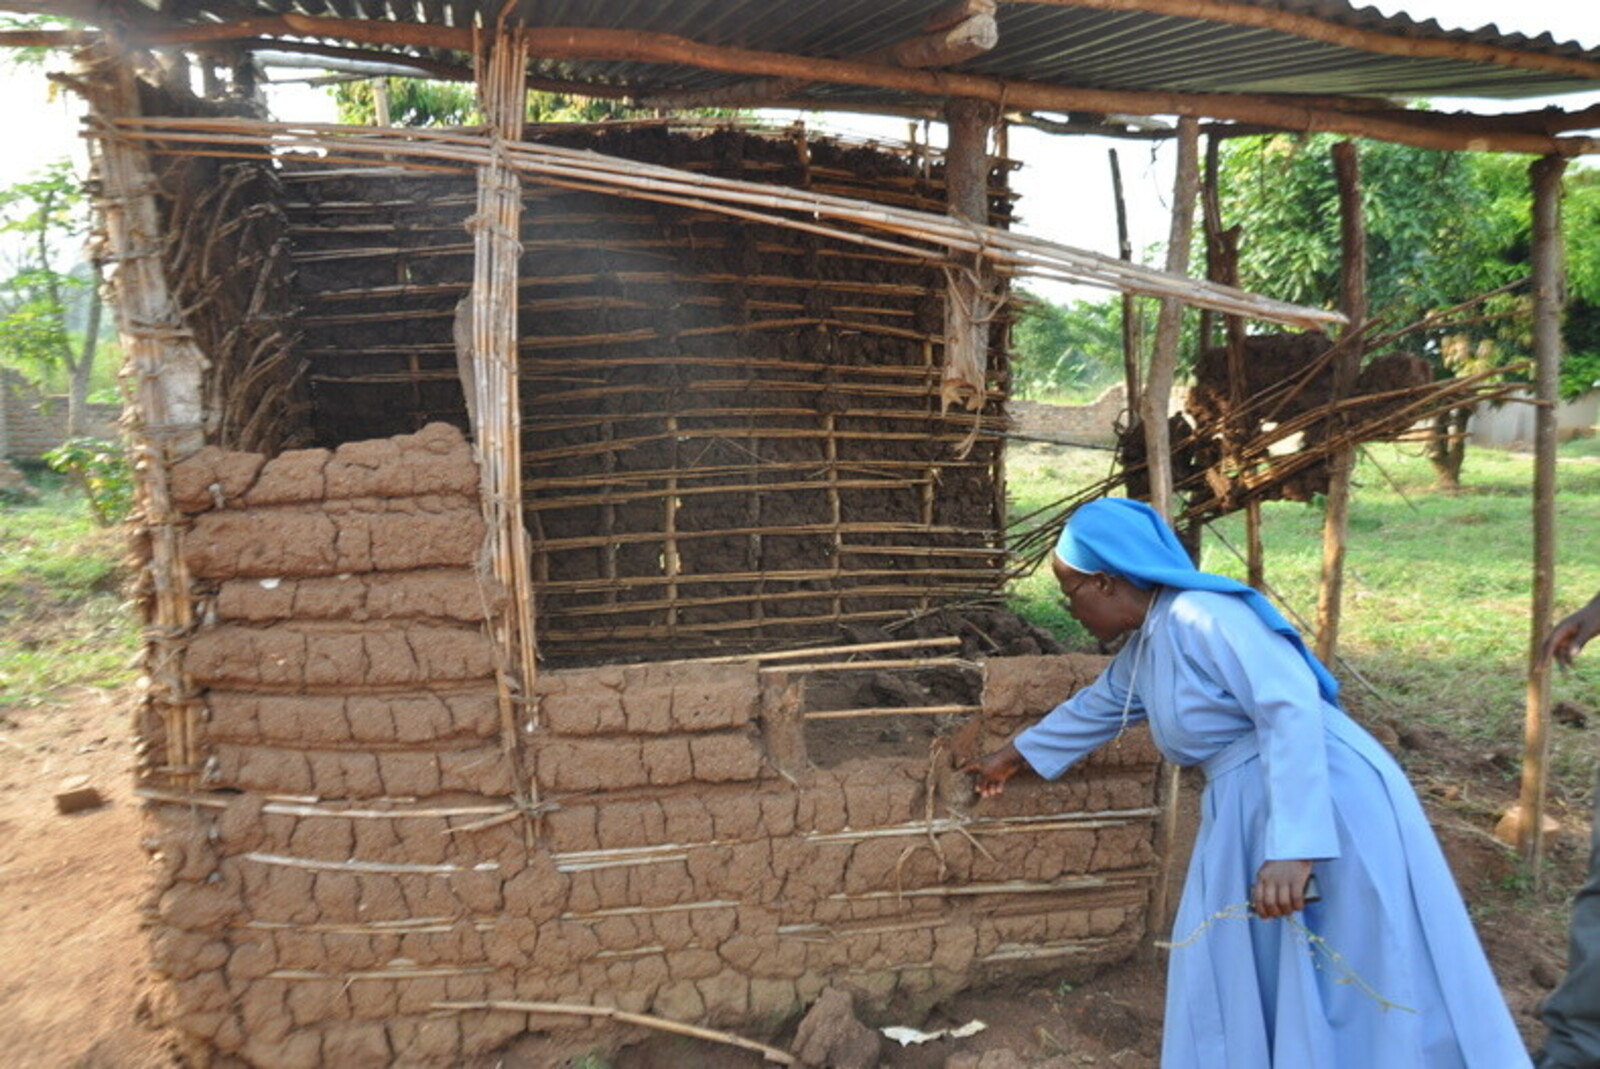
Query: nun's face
xmin=1052 ymin=555 xmax=1148 ymax=642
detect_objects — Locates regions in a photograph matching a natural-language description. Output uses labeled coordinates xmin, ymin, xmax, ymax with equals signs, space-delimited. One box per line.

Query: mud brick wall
xmin=143 ymin=426 xmax=1162 ymax=1066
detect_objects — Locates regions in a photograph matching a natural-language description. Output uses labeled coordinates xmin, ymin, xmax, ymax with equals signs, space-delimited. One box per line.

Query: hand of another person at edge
xmin=1252 ymin=859 xmax=1315 ymax=920
xmin=964 ymin=743 xmax=1027 ymax=799
xmin=1539 ymin=594 xmax=1600 ymax=669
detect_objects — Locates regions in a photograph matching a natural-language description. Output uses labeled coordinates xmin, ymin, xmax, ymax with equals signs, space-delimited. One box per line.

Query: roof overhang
xmin=4 ymin=1 xmax=1598 ymax=154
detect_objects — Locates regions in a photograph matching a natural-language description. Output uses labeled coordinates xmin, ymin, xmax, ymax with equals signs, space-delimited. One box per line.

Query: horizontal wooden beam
xmin=141 ymin=14 xmax=472 ymax=53
xmin=1021 ymin=0 xmax=1600 ymax=84
xmin=48 ymin=13 xmax=1600 ymax=154
xmin=0 ymin=28 xmax=94 ymax=48
xmin=638 ymin=0 xmax=998 ymax=111
xmin=519 ymin=26 xmax=1599 ymax=155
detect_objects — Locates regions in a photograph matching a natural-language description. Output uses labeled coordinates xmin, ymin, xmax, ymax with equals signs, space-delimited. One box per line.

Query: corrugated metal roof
xmin=104 ymin=1 xmax=1600 ymax=104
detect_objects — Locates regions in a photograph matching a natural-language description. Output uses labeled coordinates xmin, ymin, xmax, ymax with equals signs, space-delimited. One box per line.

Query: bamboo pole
xmin=803 ymin=704 xmax=982 ymax=720
xmin=692 ymin=635 xmax=960 ymax=663
xmin=298 ymin=272 xmax=937 ymax=307
xmin=1519 ymin=155 xmax=1566 ymax=874
xmin=105 ymin=116 xmax=1344 ymax=329
xmin=663 ymin=414 xmax=681 ymax=640
xmin=824 ymin=412 xmax=844 ymax=626
xmin=466 ymin=31 xmax=540 ymax=824
xmin=1315 ymin=141 xmax=1368 ymax=667
xmin=543 ymin=584 xmax=999 ymax=620
xmin=761 ymin=657 xmax=978 ymax=674
xmin=242 ymin=852 xmax=500 ymax=875
xmin=520 ymin=476 xmax=931 ymax=515
xmin=523 ymin=458 xmax=991 ymax=492
xmin=538 ymin=607 xmax=970 ymax=644
xmin=528 ymin=519 xmax=1001 ymax=553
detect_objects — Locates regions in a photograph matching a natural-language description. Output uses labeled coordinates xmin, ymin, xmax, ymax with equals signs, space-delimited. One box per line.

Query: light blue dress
xmin=1015 ymin=587 xmax=1531 ymax=1068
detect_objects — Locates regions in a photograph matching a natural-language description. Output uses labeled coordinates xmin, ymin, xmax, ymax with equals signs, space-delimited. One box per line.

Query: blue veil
xmin=1056 ymin=498 xmax=1341 ymax=705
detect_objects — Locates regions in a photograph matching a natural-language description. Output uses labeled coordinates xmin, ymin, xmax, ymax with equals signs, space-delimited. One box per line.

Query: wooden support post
xmin=942 ymin=97 xmax=998 ymax=413
xmin=1315 ymin=140 xmax=1367 ymax=666
xmin=1140 ymin=116 xmax=1200 ymax=518
xmin=1109 ymin=148 xmax=1142 ymax=414
xmin=1519 ymin=155 xmax=1566 ymax=874
xmin=1144 ymin=116 xmax=1200 ymax=942
xmin=78 ymin=45 xmax=209 ymax=790
xmin=1201 ymin=132 xmax=1254 ymax=580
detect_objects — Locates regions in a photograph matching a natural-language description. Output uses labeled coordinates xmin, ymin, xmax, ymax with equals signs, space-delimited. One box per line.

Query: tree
xmin=0 ymin=159 xmax=102 ymax=437
xmin=331 ymin=78 xmax=652 ymax=127
xmin=1215 ymin=133 xmax=1597 ymax=486
xmin=1008 ymin=290 xmax=1125 ymax=401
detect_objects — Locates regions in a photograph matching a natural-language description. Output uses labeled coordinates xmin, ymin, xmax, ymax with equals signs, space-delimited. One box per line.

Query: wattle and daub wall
xmin=136 ymin=123 xmax=1163 ymax=1065
xmin=286 ymin=126 xmax=1011 ymax=664
xmin=150 ymin=424 xmax=1161 ymax=1065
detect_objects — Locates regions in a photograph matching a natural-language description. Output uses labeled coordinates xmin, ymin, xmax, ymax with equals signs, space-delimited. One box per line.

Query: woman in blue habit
xmin=967 ymin=498 xmax=1529 ymax=1068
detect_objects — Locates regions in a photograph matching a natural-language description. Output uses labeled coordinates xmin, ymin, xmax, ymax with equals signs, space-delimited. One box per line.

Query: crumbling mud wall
xmin=144 ymin=426 xmax=1163 ymax=1067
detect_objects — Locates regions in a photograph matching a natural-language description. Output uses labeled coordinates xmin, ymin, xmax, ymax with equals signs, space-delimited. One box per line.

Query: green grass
xmin=1004 ymin=440 xmax=1600 ymax=797
xmin=0 ymin=476 xmax=137 ymax=712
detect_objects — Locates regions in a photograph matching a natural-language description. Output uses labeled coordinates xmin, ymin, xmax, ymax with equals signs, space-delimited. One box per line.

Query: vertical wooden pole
xmin=1141 ymin=116 xmax=1200 ymax=519
xmin=1520 ymin=155 xmax=1566 ymax=874
xmin=1201 ymin=133 xmax=1257 ymax=582
xmin=79 ymin=45 xmax=208 ymax=790
xmin=1314 ymin=140 xmax=1367 ymax=666
xmin=942 ymin=97 xmax=997 ymax=413
xmin=1109 ymin=148 xmax=1142 ymax=414
xmin=1145 ymin=116 xmax=1200 ymax=941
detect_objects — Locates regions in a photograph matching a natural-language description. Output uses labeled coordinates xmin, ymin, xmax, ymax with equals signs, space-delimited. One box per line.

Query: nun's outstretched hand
xmin=964 ymin=742 xmax=1027 ymax=799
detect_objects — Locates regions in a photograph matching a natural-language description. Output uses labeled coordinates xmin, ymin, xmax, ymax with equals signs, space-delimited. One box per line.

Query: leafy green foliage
xmin=42 ymin=438 xmax=132 ymax=527
xmin=1218 ymin=137 xmax=1600 ymax=378
xmin=1558 ymin=345 xmax=1600 ymax=403
xmin=1009 ymin=290 xmax=1124 ymax=401
xmin=0 ymin=160 xmax=91 ymax=375
xmin=333 ymin=79 xmax=481 ymax=126
xmin=1216 ymin=134 xmax=1519 ymax=331
xmin=332 ymin=79 xmax=653 ymax=127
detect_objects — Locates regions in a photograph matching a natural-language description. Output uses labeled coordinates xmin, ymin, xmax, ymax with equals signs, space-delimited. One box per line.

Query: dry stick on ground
xmin=431 ymin=1000 xmax=798 ymax=1065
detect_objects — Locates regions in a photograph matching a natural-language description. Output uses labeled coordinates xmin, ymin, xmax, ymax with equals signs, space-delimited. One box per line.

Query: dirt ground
xmin=0 ymin=684 xmax=1586 ymax=1068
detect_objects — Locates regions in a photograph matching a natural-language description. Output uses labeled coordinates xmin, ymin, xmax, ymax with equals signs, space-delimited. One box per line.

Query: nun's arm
xmin=1010 ymin=644 xmax=1145 ymax=781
